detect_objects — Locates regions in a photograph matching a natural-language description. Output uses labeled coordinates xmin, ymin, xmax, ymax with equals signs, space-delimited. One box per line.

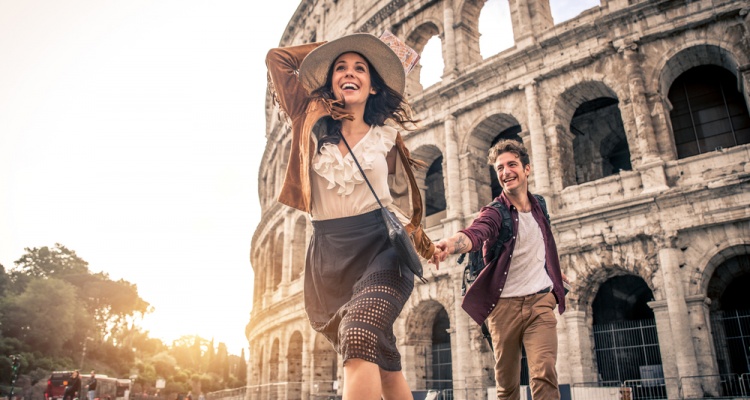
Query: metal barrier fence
xmin=680 ymin=373 xmax=750 ymax=399
xmin=623 ymin=378 xmax=676 ymax=400
xmin=206 ymin=387 xmax=246 ymax=400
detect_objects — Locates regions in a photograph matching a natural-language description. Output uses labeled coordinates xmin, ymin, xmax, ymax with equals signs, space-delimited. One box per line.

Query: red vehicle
xmin=45 ymin=372 xmax=131 ymax=400
xmin=45 ymin=371 xmax=75 ymax=400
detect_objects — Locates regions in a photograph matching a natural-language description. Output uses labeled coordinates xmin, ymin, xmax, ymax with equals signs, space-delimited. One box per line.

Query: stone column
xmin=686 ymin=295 xmax=721 ymax=397
xmin=281 ymin=210 xmax=294 ymax=296
xmin=443 ymin=115 xmax=464 ymax=234
xmin=657 ymin=238 xmax=701 ymax=398
xmin=562 ymin=310 xmax=598 ymax=384
xmin=508 ymin=0 xmax=553 ymax=48
xmin=300 ymin=339 xmax=310 ymax=400
xmin=619 ymin=41 xmax=659 ymax=161
xmin=442 ymin=0 xmax=458 ymax=80
xmin=741 ymin=65 xmax=750 ymax=117
xmin=452 ymin=280 xmax=476 ymax=400
xmin=647 ymin=300 xmax=679 ymax=400
xmin=523 ymin=81 xmax=551 ymax=197
xmin=617 ymin=40 xmax=669 ymax=193
xmin=459 ymin=152 xmax=475 ymax=218
xmin=602 ymin=0 xmax=629 ymax=12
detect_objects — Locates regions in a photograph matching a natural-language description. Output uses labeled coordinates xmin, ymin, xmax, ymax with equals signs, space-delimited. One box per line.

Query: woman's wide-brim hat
xmin=299 ymin=32 xmax=418 ymax=96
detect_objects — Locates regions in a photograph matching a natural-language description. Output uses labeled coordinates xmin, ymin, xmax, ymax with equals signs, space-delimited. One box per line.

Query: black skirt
xmin=304 ymin=208 xmax=414 ymax=371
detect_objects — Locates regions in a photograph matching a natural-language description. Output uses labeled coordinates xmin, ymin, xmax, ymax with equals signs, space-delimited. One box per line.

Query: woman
xmin=266 ymin=32 xmax=435 ymax=400
xmin=63 ymin=370 xmax=81 ymax=400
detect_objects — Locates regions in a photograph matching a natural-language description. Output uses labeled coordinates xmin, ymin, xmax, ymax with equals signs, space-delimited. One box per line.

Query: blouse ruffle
xmin=312 ymin=125 xmax=398 ymax=196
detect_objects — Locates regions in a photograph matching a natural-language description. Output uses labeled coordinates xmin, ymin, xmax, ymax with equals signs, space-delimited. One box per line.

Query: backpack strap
xmin=533 ymin=194 xmax=550 ymax=223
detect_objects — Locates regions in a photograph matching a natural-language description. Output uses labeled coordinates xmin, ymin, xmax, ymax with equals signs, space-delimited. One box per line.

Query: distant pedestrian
xmin=86 ymin=371 xmax=97 ymax=400
xmin=63 ymin=371 xmax=82 ymax=400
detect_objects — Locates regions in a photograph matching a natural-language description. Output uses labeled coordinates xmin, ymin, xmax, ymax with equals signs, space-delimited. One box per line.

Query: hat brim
xmin=298 ymin=33 xmax=406 ymax=95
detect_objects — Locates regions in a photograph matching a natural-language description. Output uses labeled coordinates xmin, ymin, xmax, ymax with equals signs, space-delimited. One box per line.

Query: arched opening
xmin=708 ymin=254 xmax=750 ymax=377
xmin=489 ymin=125 xmax=523 ymax=199
xmin=571 ymin=97 xmax=631 ymax=184
xmin=405 ymin=23 xmax=442 ymax=96
xmin=420 ymin=35 xmax=444 ymax=88
xmin=409 ymin=145 xmax=445 ymax=228
xmin=478 ymin=0 xmax=513 ymax=58
xmin=430 ymin=308 xmax=453 ymax=391
xmin=287 ymin=331 xmax=304 ymax=398
xmin=668 ymin=65 xmax=750 ymax=159
xmin=469 ymin=113 xmax=522 ymax=206
xmin=311 ymin=333 xmax=338 ymax=397
xmin=425 ymin=156 xmax=446 ymax=217
xmin=592 ymin=275 xmax=663 ymax=389
xmin=405 ymin=301 xmax=453 ymax=391
xmin=292 ymin=216 xmax=306 ymax=280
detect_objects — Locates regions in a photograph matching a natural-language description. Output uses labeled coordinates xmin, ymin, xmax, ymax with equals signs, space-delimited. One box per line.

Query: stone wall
xmin=249 ymin=0 xmax=750 ymax=399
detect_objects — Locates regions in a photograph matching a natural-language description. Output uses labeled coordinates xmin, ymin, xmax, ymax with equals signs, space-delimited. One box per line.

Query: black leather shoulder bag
xmin=339 ymin=132 xmax=427 ymax=284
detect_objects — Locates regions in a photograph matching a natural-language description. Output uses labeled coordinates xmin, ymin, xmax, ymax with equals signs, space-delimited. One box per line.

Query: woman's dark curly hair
xmin=310 ymin=52 xmax=419 ymax=152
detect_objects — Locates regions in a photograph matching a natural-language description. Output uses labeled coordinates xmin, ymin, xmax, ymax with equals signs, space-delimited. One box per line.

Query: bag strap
xmin=339 ymin=132 xmax=387 ymax=211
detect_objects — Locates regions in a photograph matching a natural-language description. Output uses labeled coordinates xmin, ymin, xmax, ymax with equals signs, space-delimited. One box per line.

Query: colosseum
xmin=246 ymin=0 xmax=750 ymax=399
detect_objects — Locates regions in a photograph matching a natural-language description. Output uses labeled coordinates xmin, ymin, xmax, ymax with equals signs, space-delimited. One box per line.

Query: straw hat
xmin=299 ymin=32 xmax=414 ymax=95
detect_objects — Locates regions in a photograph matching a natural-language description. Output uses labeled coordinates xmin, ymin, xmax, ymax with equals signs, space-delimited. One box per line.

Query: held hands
xmin=429 ymin=235 xmax=465 ymax=270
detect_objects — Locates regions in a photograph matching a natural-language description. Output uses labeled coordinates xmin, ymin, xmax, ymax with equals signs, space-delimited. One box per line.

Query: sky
xmin=0 ymin=0 xmax=600 ymax=357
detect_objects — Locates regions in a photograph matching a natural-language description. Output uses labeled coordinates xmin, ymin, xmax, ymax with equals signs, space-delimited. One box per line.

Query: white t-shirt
xmin=310 ymin=124 xmax=403 ymax=221
xmin=500 ymin=211 xmax=553 ymax=298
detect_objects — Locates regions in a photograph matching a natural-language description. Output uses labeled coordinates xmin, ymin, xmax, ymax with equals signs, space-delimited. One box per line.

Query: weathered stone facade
xmin=248 ymin=0 xmax=750 ymax=399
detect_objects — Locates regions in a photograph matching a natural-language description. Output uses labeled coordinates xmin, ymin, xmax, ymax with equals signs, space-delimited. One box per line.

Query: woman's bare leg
xmin=343 ymin=359 xmax=381 ymax=400
xmin=381 ymin=369 xmax=413 ymax=400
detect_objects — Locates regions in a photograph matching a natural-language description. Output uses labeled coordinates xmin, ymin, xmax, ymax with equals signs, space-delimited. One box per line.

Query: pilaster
xmin=523 ymin=81 xmax=551 ymax=198
xmin=562 ymin=310 xmax=598 ymax=384
xmin=442 ymin=0 xmax=458 ymax=81
xmin=656 ymin=236 xmax=701 ymax=398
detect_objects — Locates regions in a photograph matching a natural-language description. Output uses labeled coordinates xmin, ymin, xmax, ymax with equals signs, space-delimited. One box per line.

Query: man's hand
xmin=427 ymin=233 xmax=472 ymax=270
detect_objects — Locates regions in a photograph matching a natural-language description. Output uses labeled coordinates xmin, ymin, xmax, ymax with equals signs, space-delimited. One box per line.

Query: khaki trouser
xmin=486 ymin=291 xmax=559 ymax=400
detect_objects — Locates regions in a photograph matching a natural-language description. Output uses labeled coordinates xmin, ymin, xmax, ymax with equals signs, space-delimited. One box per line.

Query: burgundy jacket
xmin=459 ymin=191 xmax=565 ymax=326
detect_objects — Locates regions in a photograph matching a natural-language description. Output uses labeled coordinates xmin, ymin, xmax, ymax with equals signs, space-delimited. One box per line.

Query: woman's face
xmin=330 ymin=52 xmax=376 ymax=107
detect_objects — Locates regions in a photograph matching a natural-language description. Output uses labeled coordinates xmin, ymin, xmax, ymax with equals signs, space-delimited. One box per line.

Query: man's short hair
xmin=487 ymin=139 xmax=530 ymax=166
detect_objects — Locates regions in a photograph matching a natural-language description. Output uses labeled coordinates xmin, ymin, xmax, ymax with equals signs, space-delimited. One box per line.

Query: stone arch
xmin=287 ymin=331 xmax=304 ymax=396
xmin=651 ymin=43 xmax=746 ymax=102
xmin=667 ymin=64 xmax=750 ymax=158
xmin=465 ymin=113 xmax=524 ymax=206
xmin=550 ymin=80 xmax=630 ymax=188
xmin=695 ymin=241 xmax=750 ymax=301
xmin=650 ymin=42 xmax=749 ymax=160
xmin=410 ymin=144 xmax=446 ymax=228
xmin=590 ymin=274 xmax=662 ymax=385
xmin=702 ymin=245 xmax=750 ymax=377
xmin=455 ymin=0 xmax=484 ymax=69
xmin=291 ymin=215 xmax=307 ymax=280
xmin=404 ymin=21 xmax=443 ymax=96
xmin=404 ymin=299 xmax=453 ymax=390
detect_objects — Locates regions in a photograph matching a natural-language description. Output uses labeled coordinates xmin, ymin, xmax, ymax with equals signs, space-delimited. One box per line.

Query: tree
xmin=11 ymin=244 xmax=151 ymax=343
xmin=237 ymin=348 xmax=247 ymax=385
xmin=1 ymin=278 xmax=78 ymax=354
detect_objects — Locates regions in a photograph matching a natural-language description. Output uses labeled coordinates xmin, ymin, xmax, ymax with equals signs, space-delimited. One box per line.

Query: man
xmin=86 ymin=371 xmax=97 ymax=400
xmin=432 ymin=139 xmax=568 ymax=400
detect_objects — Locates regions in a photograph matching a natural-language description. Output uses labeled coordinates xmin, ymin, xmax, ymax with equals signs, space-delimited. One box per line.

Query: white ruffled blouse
xmin=310 ymin=124 xmax=399 ymax=221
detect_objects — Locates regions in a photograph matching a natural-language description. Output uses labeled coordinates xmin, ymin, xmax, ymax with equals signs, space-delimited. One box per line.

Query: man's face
xmin=494 ymin=151 xmax=530 ymax=195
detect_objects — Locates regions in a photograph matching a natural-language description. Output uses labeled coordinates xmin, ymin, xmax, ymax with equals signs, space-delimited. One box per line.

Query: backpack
xmin=457 ymin=194 xmax=550 ymax=350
